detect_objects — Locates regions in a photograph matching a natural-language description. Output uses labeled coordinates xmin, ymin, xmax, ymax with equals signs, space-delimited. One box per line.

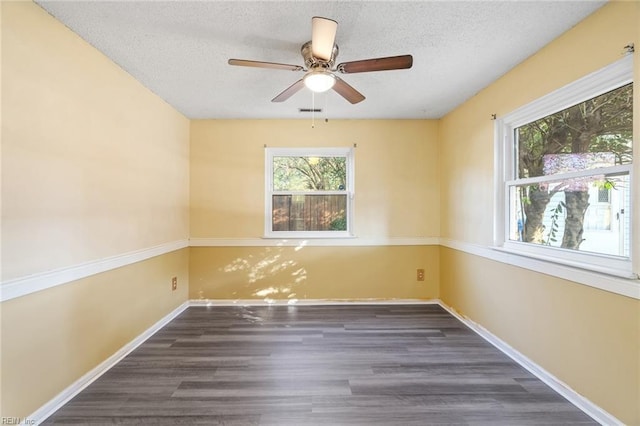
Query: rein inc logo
xmin=2 ymin=418 xmax=35 ymax=425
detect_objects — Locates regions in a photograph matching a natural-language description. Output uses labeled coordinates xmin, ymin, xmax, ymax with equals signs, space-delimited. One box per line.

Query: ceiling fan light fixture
xmin=303 ymin=70 xmax=336 ymax=93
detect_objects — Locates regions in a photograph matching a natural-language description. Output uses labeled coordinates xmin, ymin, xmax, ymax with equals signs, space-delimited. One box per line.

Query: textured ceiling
xmin=36 ymin=1 xmax=606 ymax=119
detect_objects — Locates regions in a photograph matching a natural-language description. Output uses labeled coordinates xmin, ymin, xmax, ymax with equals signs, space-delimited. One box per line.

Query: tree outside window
xmin=511 ymin=84 xmax=632 ymax=257
xmin=265 ymin=148 xmax=353 ymax=237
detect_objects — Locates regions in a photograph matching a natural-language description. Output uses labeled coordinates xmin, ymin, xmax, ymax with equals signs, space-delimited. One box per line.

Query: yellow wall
xmin=191 ymin=246 xmax=439 ymax=300
xmin=440 ymin=248 xmax=639 ymax=424
xmin=1 ymin=1 xmax=190 ymax=280
xmin=190 ymin=119 xmax=440 ymax=300
xmin=2 ymin=0 xmax=639 ymax=423
xmin=439 ymin=2 xmax=639 ymax=423
xmin=1 ymin=2 xmax=190 ymax=418
xmin=190 ymin=119 xmax=439 ymax=239
xmin=440 ymin=1 xmax=638 ymax=247
xmin=1 ymin=249 xmax=189 ymax=418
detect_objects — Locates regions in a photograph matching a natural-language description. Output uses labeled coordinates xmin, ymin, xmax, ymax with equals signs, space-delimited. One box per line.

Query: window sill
xmin=491 ymin=246 xmax=638 ymax=280
xmin=189 ymin=237 xmax=439 ymax=247
xmin=490 ymin=245 xmax=639 ymax=299
xmin=499 ymin=241 xmax=633 ymax=279
xmin=439 ymin=239 xmax=639 ymax=300
xmin=263 ymin=232 xmax=356 ymax=239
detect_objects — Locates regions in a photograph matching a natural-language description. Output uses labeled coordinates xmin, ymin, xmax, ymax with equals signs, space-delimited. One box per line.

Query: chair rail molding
xmin=0 ymin=239 xmax=189 ymax=302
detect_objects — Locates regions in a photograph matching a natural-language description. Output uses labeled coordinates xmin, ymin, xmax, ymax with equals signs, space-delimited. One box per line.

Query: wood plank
xmin=43 ymin=305 xmax=596 ymax=425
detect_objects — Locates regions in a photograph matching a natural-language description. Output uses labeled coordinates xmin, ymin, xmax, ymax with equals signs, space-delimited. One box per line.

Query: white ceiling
xmin=35 ymin=1 xmax=606 ymax=119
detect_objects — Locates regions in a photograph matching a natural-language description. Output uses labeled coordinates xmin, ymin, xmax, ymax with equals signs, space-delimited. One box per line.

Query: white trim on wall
xmin=3 ymin=237 xmax=637 ymax=303
xmin=189 ymin=237 xmax=439 ymax=247
xmin=190 ymin=298 xmax=438 ymax=306
xmin=438 ymin=302 xmax=622 ymax=426
xmin=0 ymin=239 xmax=189 ymax=303
xmin=1 ymin=238 xmax=437 ymax=303
xmin=264 ymin=147 xmax=356 ymax=239
xmin=31 ymin=301 xmax=190 ymax=425
xmin=493 ymin=56 xmax=635 ymax=279
xmin=440 ymin=238 xmax=640 ymax=300
xmin=30 ymin=299 xmax=621 ymax=425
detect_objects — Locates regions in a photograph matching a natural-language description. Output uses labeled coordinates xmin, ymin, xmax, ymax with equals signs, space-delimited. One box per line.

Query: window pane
xmin=272 ymin=194 xmax=347 ymax=231
xmin=516 ymin=84 xmax=633 ymax=179
xmin=273 ymin=156 xmax=347 ymax=191
xmin=508 ymin=173 xmax=630 ymax=257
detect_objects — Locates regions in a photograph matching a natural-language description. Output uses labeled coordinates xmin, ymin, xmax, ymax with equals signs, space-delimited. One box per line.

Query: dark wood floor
xmin=44 ymin=304 xmax=596 ymax=425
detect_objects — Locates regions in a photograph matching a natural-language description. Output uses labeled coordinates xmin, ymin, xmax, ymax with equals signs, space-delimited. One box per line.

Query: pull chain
xmin=325 ymin=92 xmax=329 ymax=123
xmin=312 ymin=92 xmax=315 ymax=128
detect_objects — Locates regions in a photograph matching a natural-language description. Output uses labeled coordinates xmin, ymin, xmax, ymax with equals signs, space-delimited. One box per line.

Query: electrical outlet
xmin=171 ymin=277 xmax=178 ymax=291
xmin=417 ymin=269 xmax=425 ymax=281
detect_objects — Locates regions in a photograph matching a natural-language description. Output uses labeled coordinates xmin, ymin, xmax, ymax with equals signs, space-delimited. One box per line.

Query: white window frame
xmin=494 ymin=55 xmax=636 ymax=278
xmin=264 ymin=147 xmax=355 ymax=239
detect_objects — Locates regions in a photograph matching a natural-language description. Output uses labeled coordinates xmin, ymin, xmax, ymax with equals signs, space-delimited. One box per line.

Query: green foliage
xmin=517 ymin=83 xmax=632 ymax=179
xmin=273 ymin=156 xmax=346 ymax=191
xmin=590 ymin=134 xmax=633 ymax=165
xmin=516 ymin=83 xmax=632 ymax=249
xmin=592 ymin=179 xmax=616 ymax=190
xmin=545 ymin=201 xmax=565 ymax=245
xmin=329 ymin=216 xmax=347 ymax=231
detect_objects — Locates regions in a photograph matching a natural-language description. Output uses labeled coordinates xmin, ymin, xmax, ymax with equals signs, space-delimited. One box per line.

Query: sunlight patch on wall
xmin=218 ymin=245 xmax=308 ymax=302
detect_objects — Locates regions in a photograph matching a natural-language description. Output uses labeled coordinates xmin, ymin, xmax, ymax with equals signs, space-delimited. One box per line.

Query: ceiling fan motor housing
xmin=301 ymin=41 xmax=339 ymax=70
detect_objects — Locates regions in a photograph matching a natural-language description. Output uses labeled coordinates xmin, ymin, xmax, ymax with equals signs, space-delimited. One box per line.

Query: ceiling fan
xmin=228 ymin=17 xmax=413 ymax=104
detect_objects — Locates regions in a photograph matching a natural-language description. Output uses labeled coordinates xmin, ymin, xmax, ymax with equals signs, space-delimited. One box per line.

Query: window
xmin=597 ymin=187 xmax=611 ymax=204
xmin=495 ymin=56 xmax=634 ymax=277
xmin=265 ymin=147 xmax=354 ymax=238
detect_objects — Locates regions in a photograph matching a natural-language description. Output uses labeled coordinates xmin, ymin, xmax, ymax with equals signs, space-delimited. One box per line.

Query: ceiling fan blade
xmin=311 ymin=17 xmax=338 ymax=61
xmin=337 ymin=55 xmax=413 ymax=74
xmin=272 ymin=79 xmax=306 ymax=102
xmin=228 ymin=59 xmax=304 ymax=71
xmin=332 ymin=77 xmax=365 ymax=104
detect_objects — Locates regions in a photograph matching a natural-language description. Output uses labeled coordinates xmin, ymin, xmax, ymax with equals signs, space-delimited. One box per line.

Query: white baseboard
xmin=30 ymin=301 xmax=190 ymax=425
xmin=29 ymin=299 xmax=620 ymax=426
xmin=194 ymin=298 xmax=620 ymax=424
xmin=189 ymin=298 xmax=440 ymax=306
xmin=437 ymin=301 xmax=621 ymax=426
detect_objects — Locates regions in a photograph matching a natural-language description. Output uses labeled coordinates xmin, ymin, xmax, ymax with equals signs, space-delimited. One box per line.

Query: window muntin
xmin=497 ymin=56 xmax=635 ymax=277
xmin=509 ymin=84 xmax=632 ymax=257
xmin=265 ymin=148 xmax=353 ymax=238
